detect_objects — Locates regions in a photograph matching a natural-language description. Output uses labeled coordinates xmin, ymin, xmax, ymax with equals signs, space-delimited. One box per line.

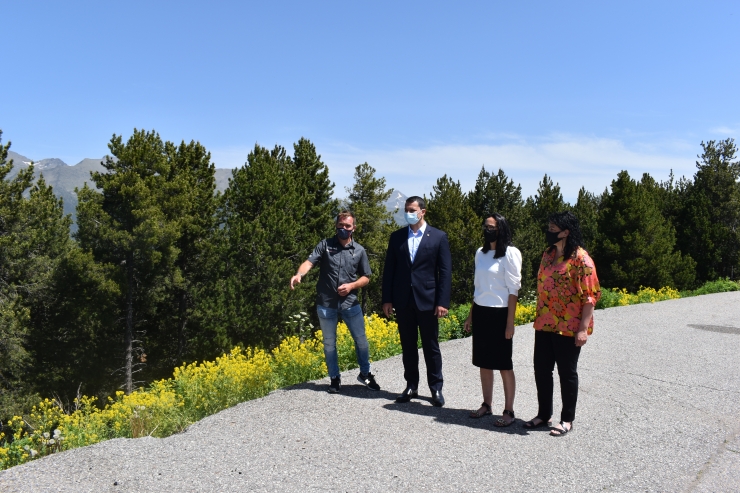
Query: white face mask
xmin=405 ymin=211 xmax=421 ymax=225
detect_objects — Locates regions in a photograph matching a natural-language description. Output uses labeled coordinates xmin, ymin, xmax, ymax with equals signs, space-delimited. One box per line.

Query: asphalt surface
xmin=2 ymin=292 xmax=739 ymax=492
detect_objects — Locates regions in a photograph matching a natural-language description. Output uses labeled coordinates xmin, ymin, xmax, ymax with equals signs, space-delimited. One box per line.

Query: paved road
xmin=2 ymin=292 xmax=739 ymax=492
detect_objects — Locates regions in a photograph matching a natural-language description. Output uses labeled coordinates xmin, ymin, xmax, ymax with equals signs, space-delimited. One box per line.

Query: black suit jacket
xmin=382 ymin=224 xmax=452 ymax=312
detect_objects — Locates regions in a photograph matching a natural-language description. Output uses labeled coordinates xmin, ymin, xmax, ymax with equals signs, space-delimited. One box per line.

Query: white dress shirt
xmin=473 ymin=246 xmax=522 ymax=307
xmin=407 ymin=222 xmax=427 ymax=263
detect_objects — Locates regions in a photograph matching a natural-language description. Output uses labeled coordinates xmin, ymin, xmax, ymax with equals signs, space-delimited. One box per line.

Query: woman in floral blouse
xmin=523 ymin=211 xmax=601 ymax=437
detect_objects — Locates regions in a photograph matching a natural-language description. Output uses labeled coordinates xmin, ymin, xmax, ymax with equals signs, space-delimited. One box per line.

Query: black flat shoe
xmin=431 ymin=390 xmax=445 ymax=407
xmin=550 ymin=421 xmax=573 ymax=437
xmin=395 ymin=387 xmax=418 ymax=403
xmin=522 ymin=417 xmax=552 ymax=429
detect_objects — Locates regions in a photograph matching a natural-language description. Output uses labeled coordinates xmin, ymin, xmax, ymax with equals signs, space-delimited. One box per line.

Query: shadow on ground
xmin=289 ymin=381 xmax=398 ymax=401
xmin=291 ymin=381 xmax=547 ymax=435
xmin=381 ymin=401 xmax=549 ymax=435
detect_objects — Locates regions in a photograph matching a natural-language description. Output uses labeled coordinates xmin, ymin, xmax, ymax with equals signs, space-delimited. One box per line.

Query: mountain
xmin=38 ymin=159 xmax=108 ymax=218
xmin=385 ymin=189 xmax=407 ymax=226
xmin=7 ymin=151 xmax=65 ymax=171
xmin=214 ymin=168 xmax=233 ymax=192
xmin=4 ymin=151 xmax=403 ymax=228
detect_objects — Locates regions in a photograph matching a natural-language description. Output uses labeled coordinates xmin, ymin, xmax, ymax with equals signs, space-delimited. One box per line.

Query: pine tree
xmin=426 ymin=175 xmax=480 ymax=305
xmin=468 ymin=167 xmax=529 ymax=228
xmin=0 ymin=131 xmax=73 ymax=415
xmin=595 ymin=171 xmax=696 ymax=290
xmin=467 ymin=167 xmax=539 ymax=293
xmin=522 ymin=174 xmax=569 ymax=294
xmin=75 ymin=129 xmax=180 ymax=393
xmin=0 ymin=132 xmax=35 ymax=415
xmin=657 ymin=170 xmax=691 ymax=228
xmin=526 ymin=174 xmax=568 ymax=231
xmin=149 ymin=140 xmax=219 ymax=368
xmin=26 ymin=247 xmax=120 ymax=404
xmin=346 ymin=163 xmax=394 ymax=314
xmin=572 ymin=187 xmax=600 ymax=252
xmin=213 ymin=141 xmax=336 ymax=349
xmin=678 ymin=139 xmax=740 ymax=281
xmin=292 ymin=138 xmax=338 ymax=246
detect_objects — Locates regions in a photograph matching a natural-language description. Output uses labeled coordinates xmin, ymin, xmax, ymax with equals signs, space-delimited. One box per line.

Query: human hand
xmin=463 ymin=317 xmax=472 ymax=333
xmin=505 ymin=321 xmax=515 ymax=340
xmin=434 ymin=306 xmax=448 ymax=318
xmin=337 ymin=283 xmax=352 ymax=297
xmin=383 ymin=303 xmax=394 ymax=318
xmin=289 ymin=275 xmax=302 ymax=290
xmin=575 ymin=330 xmax=588 ymax=347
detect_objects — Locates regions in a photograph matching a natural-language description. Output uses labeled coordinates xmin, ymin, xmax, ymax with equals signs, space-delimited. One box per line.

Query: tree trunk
xmin=124 ymin=253 xmax=134 ymax=394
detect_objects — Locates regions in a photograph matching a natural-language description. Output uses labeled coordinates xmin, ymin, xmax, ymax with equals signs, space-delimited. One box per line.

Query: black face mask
xmin=545 ymin=230 xmax=563 ymax=246
xmin=484 ymin=229 xmax=498 ymax=243
xmin=336 ymin=228 xmax=352 ymax=240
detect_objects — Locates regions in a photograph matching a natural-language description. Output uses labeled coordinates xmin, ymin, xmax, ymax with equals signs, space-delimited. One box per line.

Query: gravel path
xmin=2 ymin=292 xmax=739 ymax=492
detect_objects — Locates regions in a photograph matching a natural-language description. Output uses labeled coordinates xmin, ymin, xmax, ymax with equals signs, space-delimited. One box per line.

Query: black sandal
xmin=469 ymin=402 xmax=492 ymax=418
xmin=522 ymin=417 xmax=552 ymax=429
xmin=550 ymin=421 xmax=573 ymax=437
xmin=494 ymin=409 xmax=515 ymax=427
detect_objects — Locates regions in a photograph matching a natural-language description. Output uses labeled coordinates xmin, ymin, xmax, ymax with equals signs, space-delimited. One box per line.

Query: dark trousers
xmin=396 ymin=296 xmax=443 ymax=392
xmin=533 ymin=330 xmax=582 ymax=422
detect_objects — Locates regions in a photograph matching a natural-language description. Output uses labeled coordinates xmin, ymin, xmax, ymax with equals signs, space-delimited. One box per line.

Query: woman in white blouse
xmin=464 ymin=213 xmax=522 ymax=426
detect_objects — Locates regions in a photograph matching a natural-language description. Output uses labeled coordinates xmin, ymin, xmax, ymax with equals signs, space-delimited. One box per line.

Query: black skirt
xmin=472 ymin=303 xmax=513 ymax=370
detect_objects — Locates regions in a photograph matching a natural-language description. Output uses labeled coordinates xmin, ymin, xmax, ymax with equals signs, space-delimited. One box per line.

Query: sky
xmin=4 ymin=1 xmax=739 ymax=202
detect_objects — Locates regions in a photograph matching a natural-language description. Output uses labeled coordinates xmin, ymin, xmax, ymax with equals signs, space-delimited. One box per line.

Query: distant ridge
xmin=4 ymin=153 xmax=400 ymax=227
xmin=385 ymin=189 xmax=407 ymax=226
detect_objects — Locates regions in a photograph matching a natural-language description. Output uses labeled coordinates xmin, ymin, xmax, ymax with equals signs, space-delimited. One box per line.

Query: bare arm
xmin=464 ymin=303 xmax=474 ymax=332
xmin=505 ymin=294 xmax=518 ymax=339
xmin=575 ymin=303 xmax=595 ymax=346
xmin=337 ymin=275 xmax=370 ymax=296
xmin=290 ymin=260 xmax=314 ymax=289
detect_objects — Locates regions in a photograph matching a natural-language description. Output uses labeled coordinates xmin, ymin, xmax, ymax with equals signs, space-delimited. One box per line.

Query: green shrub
xmin=681 ymin=278 xmax=740 ymax=297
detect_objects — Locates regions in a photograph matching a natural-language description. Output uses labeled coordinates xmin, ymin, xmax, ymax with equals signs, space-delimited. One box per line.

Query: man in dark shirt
xmin=290 ymin=211 xmax=380 ymax=393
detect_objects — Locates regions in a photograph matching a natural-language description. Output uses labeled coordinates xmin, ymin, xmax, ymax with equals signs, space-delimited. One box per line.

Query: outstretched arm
xmin=290 ymin=260 xmax=314 ymax=289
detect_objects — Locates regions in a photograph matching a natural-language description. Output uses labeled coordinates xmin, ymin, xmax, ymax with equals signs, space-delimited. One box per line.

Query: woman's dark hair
xmin=482 ymin=213 xmax=513 ymax=259
xmin=547 ymin=211 xmax=585 ymax=259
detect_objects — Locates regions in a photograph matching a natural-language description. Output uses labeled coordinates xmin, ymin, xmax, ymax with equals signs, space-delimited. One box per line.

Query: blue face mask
xmin=405 ymin=211 xmax=421 ymax=225
xmin=336 ymin=228 xmax=352 ymax=240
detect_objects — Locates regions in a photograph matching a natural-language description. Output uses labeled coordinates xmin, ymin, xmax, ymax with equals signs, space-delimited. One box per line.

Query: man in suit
xmin=382 ymin=196 xmax=452 ymax=407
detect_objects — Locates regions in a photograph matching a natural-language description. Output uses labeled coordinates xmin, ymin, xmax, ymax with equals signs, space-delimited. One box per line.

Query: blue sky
xmin=4 ymin=1 xmax=738 ymax=202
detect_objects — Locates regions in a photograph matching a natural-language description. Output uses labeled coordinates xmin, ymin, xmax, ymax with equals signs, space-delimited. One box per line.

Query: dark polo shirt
xmin=307 ymin=236 xmax=371 ymax=310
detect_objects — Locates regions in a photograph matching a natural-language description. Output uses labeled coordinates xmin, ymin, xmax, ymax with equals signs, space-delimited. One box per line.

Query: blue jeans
xmin=316 ymin=303 xmax=371 ymax=378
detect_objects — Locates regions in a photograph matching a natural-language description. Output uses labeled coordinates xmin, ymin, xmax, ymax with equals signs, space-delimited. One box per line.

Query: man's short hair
xmin=336 ymin=210 xmax=355 ymax=225
xmin=405 ymin=196 xmax=426 ymax=210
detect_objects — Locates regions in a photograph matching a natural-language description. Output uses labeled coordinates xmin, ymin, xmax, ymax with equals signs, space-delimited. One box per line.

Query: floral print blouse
xmin=534 ymin=247 xmax=601 ymax=337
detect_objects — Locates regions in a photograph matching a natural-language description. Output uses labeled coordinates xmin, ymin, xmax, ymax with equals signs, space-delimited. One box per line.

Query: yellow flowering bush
xmin=514 ymin=303 xmax=537 ymax=325
xmin=272 ymin=336 xmax=326 ymax=387
xmin=0 ymin=314 xmax=401 ymax=470
xmin=597 ymin=286 xmax=680 ymax=308
xmin=363 ymin=314 xmax=402 ymax=360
